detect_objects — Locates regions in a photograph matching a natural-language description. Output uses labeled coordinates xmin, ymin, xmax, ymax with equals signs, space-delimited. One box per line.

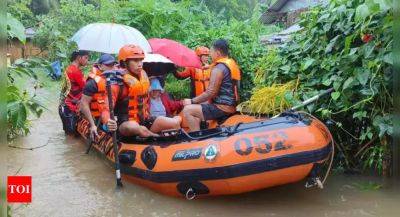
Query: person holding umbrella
xmin=80 ymin=53 xmax=117 ymax=140
xmin=103 ymin=45 xmax=181 ymax=137
xmin=173 ymin=46 xmax=211 ymax=98
xmin=182 ymin=39 xmax=241 ymax=132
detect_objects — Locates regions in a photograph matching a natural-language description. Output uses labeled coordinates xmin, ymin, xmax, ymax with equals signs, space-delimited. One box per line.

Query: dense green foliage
xmin=259 ymin=0 xmax=392 ymax=174
xmin=7 ymin=14 xmax=49 ymax=140
xmin=24 ymin=0 xmax=275 ymax=99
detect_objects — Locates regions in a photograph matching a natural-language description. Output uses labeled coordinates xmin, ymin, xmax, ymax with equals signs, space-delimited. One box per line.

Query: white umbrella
xmin=71 ymin=23 xmax=152 ymax=54
xmin=143 ymin=53 xmax=172 ymax=63
xmin=143 ymin=54 xmax=175 ymax=77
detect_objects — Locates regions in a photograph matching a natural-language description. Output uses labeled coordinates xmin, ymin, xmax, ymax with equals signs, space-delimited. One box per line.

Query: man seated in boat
xmin=182 ymin=39 xmax=241 ymax=132
xmin=80 ymin=53 xmax=117 ymax=140
xmin=149 ymin=77 xmax=184 ymax=119
xmin=103 ymin=45 xmax=182 ymax=138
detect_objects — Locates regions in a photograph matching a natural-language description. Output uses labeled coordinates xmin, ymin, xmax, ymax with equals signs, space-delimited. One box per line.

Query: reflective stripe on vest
xmin=123 ymin=70 xmax=150 ymax=123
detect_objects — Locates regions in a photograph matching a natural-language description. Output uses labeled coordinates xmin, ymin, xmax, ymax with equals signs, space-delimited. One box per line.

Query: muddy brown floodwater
xmin=6 ymin=89 xmax=400 ymax=217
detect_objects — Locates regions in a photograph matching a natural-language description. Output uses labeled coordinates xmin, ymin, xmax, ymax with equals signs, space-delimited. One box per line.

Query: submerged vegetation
xmin=6 ymin=0 xmax=393 ymax=175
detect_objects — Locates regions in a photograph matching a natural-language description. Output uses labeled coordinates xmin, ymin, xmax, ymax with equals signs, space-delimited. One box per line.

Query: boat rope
xmin=297 ymin=111 xmax=335 ymax=187
xmin=179 ymin=119 xmax=296 ymax=141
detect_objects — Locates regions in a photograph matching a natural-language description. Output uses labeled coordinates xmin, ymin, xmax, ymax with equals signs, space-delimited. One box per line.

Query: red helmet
xmin=195 ymin=46 xmax=209 ymax=56
xmin=118 ymin=45 xmax=145 ymax=62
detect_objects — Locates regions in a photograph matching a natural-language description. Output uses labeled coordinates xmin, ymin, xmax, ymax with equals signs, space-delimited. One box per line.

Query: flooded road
xmin=6 ymin=89 xmax=400 ymax=217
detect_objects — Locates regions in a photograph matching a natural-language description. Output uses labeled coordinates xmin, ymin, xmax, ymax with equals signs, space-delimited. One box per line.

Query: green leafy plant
xmin=7 ymin=0 xmax=37 ymax=27
xmin=7 ymin=14 xmax=49 ymax=140
xmin=164 ymin=74 xmax=191 ymax=99
xmin=258 ymin=0 xmax=392 ymax=174
xmin=7 ymin=12 xmax=26 ymax=43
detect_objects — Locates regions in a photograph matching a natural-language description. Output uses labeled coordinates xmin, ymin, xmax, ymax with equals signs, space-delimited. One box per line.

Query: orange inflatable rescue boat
xmin=76 ymin=111 xmax=333 ymax=199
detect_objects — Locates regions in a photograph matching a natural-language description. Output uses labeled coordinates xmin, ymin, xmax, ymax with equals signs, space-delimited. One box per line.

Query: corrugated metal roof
xmin=268 ymin=0 xmax=290 ymax=12
xmin=260 ymin=0 xmax=326 ymax=24
xmin=260 ymin=24 xmax=303 ymax=45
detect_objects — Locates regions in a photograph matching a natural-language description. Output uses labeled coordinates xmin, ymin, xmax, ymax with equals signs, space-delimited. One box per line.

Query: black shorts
xmin=201 ymin=103 xmax=230 ymax=121
xmin=117 ymin=114 xmax=156 ymax=129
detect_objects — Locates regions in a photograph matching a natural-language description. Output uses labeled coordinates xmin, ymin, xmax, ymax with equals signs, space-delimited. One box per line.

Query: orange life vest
xmin=193 ymin=67 xmax=211 ymax=97
xmin=123 ymin=70 xmax=150 ymax=123
xmin=87 ymin=72 xmax=107 ymax=118
xmin=211 ymin=57 xmax=241 ymax=102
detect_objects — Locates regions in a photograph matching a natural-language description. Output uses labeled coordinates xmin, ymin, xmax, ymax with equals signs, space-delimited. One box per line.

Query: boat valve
xmin=185 ymin=188 xmax=196 ymax=200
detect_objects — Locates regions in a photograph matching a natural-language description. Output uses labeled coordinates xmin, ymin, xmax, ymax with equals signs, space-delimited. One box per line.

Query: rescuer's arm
xmin=80 ymin=94 xmax=99 ymax=139
xmin=173 ymin=67 xmax=193 ymax=79
xmin=100 ymin=86 xmax=120 ymax=132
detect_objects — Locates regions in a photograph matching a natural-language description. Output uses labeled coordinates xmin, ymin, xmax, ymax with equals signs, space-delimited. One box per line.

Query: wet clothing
xmin=174 ymin=66 xmax=211 ymax=98
xmin=83 ymin=79 xmax=99 ymax=96
xmin=58 ymin=103 xmax=78 ymax=135
xmin=150 ymin=98 xmax=166 ymax=117
xmin=201 ymin=103 xmax=230 ymax=121
xmin=141 ymin=116 xmax=157 ymax=129
xmin=83 ymin=74 xmax=108 ymax=118
xmin=64 ymin=64 xmax=85 ymax=112
xmin=160 ymin=92 xmax=183 ymax=116
xmin=192 ymin=63 xmax=238 ymax=114
xmin=123 ymin=71 xmax=151 ymax=123
xmin=115 ymin=113 xmax=156 ymax=129
xmin=99 ymin=82 xmax=129 ymax=125
xmin=100 ymin=71 xmax=155 ymax=129
xmin=150 ymin=92 xmax=183 ymax=117
xmin=211 ymin=64 xmax=236 ymax=106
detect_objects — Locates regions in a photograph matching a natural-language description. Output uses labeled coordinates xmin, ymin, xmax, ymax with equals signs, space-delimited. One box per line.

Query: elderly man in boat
xmin=182 ymin=39 xmax=241 ymax=132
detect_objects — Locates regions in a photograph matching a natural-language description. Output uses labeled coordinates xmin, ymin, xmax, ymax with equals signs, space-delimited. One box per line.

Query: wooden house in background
xmin=7 ymin=27 xmax=47 ymax=63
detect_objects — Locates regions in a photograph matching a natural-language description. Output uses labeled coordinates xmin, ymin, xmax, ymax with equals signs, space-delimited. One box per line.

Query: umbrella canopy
xmin=148 ymin=38 xmax=202 ymax=69
xmin=143 ymin=53 xmax=172 ymax=63
xmin=143 ymin=53 xmax=176 ymax=77
xmin=71 ymin=23 xmax=151 ymax=54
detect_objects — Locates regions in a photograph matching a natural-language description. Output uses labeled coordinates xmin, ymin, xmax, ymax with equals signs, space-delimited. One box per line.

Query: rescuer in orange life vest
xmin=182 ymin=39 xmax=241 ymax=132
xmin=80 ymin=53 xmax=117 ymax=140
xmin=103 ymin=45 xmax=182 ymax=137
xmin=174 ymin=46 xmax=211 ymax=98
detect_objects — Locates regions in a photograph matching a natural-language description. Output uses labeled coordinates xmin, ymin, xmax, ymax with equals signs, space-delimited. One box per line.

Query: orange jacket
xmin=175 ymin=66 xmax=211 ymax=98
